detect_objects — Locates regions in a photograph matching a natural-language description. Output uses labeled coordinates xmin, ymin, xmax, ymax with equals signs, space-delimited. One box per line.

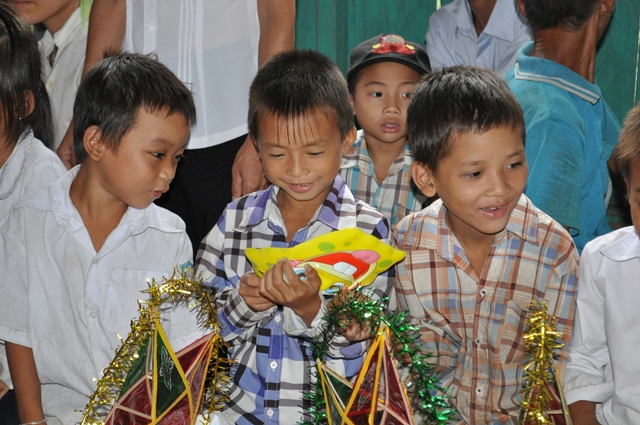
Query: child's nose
xmin=487 ymin=172 xmax=510 ymax=197
xmin=286 ymin=156 xmax=306 ymax=176
xmin=383 ymin=97 xmax=400 ymax=114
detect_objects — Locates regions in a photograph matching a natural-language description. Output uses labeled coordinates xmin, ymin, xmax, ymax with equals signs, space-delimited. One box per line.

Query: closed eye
xmin=308 ymin=151 xmax=324 ymax=157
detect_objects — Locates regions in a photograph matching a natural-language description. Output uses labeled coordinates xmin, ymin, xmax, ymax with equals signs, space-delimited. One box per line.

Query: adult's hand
xmin=56 ymin=123 xmax=75 ymax=170
xmin=231 ymin=135 xmax=267 ymax=199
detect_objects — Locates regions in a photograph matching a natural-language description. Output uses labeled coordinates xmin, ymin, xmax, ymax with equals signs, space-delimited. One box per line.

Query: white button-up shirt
xmin=566 ymin=226 xmax=640 ymax=424
xmin=0 ymin=168 xmax=201 ymax=425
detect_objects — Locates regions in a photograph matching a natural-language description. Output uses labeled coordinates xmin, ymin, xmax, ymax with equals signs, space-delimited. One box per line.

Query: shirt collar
xmin=49 ymin=166 xmax=175 ymax=236
xmin=600 ymin=229 xmax=640 ymax=261
xmin=236 ymin=175 xmax=357 ymax=232
xmin=0 ymin=131 xmax=34 ymax=199
xmin=513 ymin=42 xmax=601 ymax=104
xmin=456 ymin=0 xmax=523 ymax=43
xmin=53 ymin=8 xmax=84 ymax=48
xmin=341 ymin=130 xmax=414 ymax=177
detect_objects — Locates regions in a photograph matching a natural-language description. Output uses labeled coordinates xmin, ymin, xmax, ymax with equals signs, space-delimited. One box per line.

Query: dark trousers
xmin=155 ymin=134 xmax=248 ymax=258
xmin=0 ymin=390 xmax=19 ymax=425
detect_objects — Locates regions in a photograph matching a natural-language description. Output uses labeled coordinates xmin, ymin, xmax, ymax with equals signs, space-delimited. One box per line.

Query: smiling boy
xmin=341 ymin=34 xmax=430 ymax=227
xmin=0 ymin=52 xmax=201 ymax=425
xmin=195 ymin=50 xmax=395 ymax=424
xmin=394 ymin=66 xmax=579 ymax=424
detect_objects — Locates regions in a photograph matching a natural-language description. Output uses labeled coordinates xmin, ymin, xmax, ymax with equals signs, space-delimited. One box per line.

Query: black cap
xmin=347 ymin=34 xmax=431 ymax=85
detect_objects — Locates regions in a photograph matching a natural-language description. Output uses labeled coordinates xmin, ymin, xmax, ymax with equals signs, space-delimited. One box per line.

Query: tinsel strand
xmin=300 ymin=290 xmax=455 ymax=425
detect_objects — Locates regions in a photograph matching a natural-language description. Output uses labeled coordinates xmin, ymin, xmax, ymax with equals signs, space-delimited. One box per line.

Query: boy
xmin=10 ymin=0 xmax=87 ymax=149
xmin=195 ymin=50 xmax=395 ymax=424
xmin=394 ymin=66 xmax=579 ymax=424
xmin=0 ymin=52 xmax=201 ymax=425
xmin=507 ymin=0 xmax=619 ymax=253
xmin=341 ymin=33 xmax=430 ymax=228
xmin=565 ymin=104 xmax=640 ymax=424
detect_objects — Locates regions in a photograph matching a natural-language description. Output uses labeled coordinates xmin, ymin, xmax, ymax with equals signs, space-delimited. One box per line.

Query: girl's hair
xmin=0 ymin=3 xmax=53 ymax=148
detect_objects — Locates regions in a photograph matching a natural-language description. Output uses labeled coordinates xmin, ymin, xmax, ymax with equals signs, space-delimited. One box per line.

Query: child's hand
xmin=329 ymin=290 xmax=377 ymax=342
xmin=259 ymin=259 xmax=321 ymax=326
xmin=239 ymin=272 xmax=276 ymax=312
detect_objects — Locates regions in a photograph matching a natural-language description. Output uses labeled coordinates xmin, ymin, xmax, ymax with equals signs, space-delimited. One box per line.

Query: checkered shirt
xmin=340 ymin=130 xmax=427 ymax=228
xmin=393 ymin=195 xmax=578 ymax=424
xmin=195 ymin=175 xmax=394 ymax=424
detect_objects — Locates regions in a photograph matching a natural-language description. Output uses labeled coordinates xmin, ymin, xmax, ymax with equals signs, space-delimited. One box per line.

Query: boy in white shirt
xmin=10 ymin=0 xmax=88 ymax=149
xmin=0 ymin=52 xmax=201 ymax=425
xmin=566 ymin=103 xmax=640 ymax=424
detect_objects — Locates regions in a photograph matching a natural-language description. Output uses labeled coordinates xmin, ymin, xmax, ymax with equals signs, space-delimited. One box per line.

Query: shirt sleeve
xmin=195 ymin=212 xmax=277 ymax=344
xmin=524 ymin=116 xmax=585 ymax=234
xmin=425 ymin=11 xmax=451 ymax=72
xmin=564 ymin=244 xmax=613 ymax=404
xmin=0 ymin=211 xmax=30 ymax=348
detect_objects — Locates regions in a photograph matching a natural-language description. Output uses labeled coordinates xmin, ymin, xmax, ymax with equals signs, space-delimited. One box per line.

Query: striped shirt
xmin=340 ymin=130 xmax=427 ymax=228
xmin=195 ymin=175 xmax=394 ymax=425
xmin=393 ymin=195 xmax=578 ymax=424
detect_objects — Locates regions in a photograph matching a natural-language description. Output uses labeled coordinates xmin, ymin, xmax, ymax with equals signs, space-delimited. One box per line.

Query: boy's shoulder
xmin=394 ymin=199 xmax=443 ymax=250
xmin=582 ymin=225 xmax=639 ymax=261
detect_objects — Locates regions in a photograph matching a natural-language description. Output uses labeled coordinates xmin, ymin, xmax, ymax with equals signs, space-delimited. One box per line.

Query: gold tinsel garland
xmin=80 ymin=267 xmax=232 ymax=424
xmin=520 ymin=300 xmax=571 ymax=425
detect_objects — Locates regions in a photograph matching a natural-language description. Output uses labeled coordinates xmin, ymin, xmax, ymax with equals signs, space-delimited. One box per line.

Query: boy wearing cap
xmin=341 ymin=34 xmax=431 ymax=227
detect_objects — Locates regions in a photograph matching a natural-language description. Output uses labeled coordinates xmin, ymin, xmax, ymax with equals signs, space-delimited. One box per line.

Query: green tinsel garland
xmin=301 ymin=291 xmax=455 ymax=425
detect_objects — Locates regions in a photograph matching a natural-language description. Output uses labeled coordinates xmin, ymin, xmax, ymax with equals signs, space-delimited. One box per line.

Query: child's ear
xmin=342 ymin=126 xmax=357 ymax=154
xmin=83 ymin=125 xmax=107 ymax=161
xmin=22 ymin=90 xmax=35 ymax=118
xmin=348 ymin=93 xmax=355 ymax=112
xmin=411 ymin=161 xmax=437 ymax=197
xmin=516 ymin=0 xmax=526 ymax=17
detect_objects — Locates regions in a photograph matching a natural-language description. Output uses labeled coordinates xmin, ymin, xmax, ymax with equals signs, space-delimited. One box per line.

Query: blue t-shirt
xmin=507 ymin=42 xmax=620 ymax=252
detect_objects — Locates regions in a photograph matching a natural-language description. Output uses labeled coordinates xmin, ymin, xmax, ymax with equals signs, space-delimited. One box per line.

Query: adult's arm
xmin=231 ymin=0 xmax=296 ymax=199
xmin=57 ymin=0 xmax=126 ymax=168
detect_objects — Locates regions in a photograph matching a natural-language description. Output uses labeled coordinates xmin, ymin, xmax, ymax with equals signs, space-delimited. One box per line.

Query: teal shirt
xmin=507 ymin=42 xmax=620 ymax=252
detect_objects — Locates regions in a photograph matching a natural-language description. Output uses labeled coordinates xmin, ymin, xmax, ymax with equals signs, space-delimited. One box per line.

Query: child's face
xmin=412 ymin=126 xmax=528 ymax=245
xmin=95 ymin=109 xmax=189 ymax=210
xmin=256 ymin=109 xmax=355 ymax=212
xmin=350 ymin=62 xmax=421 ymax=148
xmin=11 ymin=0 xmax=77 ymax=33
xmin=625 ymin=160 xmax=640 ymax=237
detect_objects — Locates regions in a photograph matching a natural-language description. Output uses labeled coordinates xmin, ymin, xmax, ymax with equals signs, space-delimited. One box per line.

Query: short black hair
xmin=0 ymin=3 xmax=53 ymax=148
xmin=408 ymin=66 xmax=525 ymax=172
xmin=73 ymin=51 xmax=196 ymax=164
xmin=520 ymin=0 xmax=599 ymax=33
xmin=248 ymin=50 xmax=353 ymax=142
xmin=615 ymin=104 xmax=640 ymax=181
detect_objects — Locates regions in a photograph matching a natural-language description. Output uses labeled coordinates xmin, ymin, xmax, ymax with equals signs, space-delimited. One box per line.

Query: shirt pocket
xmin=103 ymin=267 xmax=170 ymax=333
xmin=498 ymin=298 xmax=529 ymax=365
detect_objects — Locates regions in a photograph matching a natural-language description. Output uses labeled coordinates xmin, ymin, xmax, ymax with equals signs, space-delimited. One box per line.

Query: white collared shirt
xmin=0 ymin=130 xmax=65 ymax=219
xmin=122 ymin=0 xmax=260 ymax=149
xmin=565 ymin=227 xmax=640 ymax=423
xmin=425 ymin=0 xmax=532 ymax=77
xmin=39 ymin=8 xmax=87 ymax=149
xmin=0 ymin=168 xmax=201 ymax=425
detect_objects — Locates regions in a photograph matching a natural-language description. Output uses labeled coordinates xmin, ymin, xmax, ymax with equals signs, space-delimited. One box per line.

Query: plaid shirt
xmin=195 ymin=175 xmax=394 ymax=425
xmin=394 ymin=195 xmax=578 ymax=424
xmin=340 ymin=130 xmax=427 ymax=228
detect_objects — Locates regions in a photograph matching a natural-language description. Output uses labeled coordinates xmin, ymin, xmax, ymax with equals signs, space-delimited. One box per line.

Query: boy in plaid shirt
xmin=195 ymin=50 xmax=394 ymax=425
xmin=394 ymin=66 xmax=579 ymax=424
xmin=340 ymin=34 xmax=431 ymax=227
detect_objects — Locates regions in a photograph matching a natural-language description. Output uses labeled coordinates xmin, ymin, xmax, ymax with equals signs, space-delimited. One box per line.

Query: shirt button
xmin=475 ymin=339 xmax=481 ymax=345
xmin=480 ymin=289 xmax=486 ymax=296
xmin=89 ymin=311 xmax=97 ymax=318
xmin=274 ymin=315 xmax=281 ymax=323
xmin=146 ymin=24 xmax=154 ymax=32
xmin=476 ymin=387 xmax=483 ymax=394
xmin=266 ymin=409 xmax=274 ymax=417
xmin=270 ymin=361 xmax=278 ymax=370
